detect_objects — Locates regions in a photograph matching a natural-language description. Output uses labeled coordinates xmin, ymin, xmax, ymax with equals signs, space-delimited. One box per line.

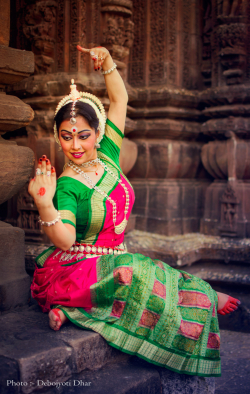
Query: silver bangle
xmin=38 ymin=210 xmax=61 ymax=227
xmin=101 ymin=63 xmax=117 ymax=75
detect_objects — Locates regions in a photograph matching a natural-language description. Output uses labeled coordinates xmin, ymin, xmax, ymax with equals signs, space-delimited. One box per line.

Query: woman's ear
xmin=96 ymin=128 xmax=100 ymax=139
xmin=95 ymin=129 xmax=101 ymax=149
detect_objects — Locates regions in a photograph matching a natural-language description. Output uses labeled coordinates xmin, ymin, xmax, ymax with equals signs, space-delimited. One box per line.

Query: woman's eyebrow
xmin=61 ymin=129 xmax=91 ymax=134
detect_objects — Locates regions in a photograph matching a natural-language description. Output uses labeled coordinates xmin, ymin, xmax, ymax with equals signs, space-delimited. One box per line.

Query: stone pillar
xmin=0 ymin=0 xmax=10 ymax=46
xmin=200 ymin=0 xmax=250 ymax=238
xmin=0 ymin=0 xmax=35 ymax=311
xmin=100 ymin=0 xmax=134 ymax=81
xmin=127 ymin=0 xmax=209 ymax=236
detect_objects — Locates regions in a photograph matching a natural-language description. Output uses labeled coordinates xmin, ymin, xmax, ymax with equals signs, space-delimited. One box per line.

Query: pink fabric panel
xmin=207 ymin=333 xmax=220 ymax=349
xmin=31 ymin=249 xmax=98 ymax=313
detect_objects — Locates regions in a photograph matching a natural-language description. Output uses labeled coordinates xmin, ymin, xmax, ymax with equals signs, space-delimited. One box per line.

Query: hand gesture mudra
xmin=76 ymin=45 xmax=111 ymax=71
xmin=28 ymin=155 xmax=56 ymax=208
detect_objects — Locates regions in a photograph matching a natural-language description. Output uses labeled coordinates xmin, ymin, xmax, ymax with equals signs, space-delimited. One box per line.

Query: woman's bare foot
xmin=48 ymin=308 xmax=68 ymax=330
xmin=217 ymin=292 xmax=241 ymax=315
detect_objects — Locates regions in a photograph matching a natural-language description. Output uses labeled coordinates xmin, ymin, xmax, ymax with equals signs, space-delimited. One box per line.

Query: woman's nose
xmin=72 ymin=136 xmax=80 ymax=150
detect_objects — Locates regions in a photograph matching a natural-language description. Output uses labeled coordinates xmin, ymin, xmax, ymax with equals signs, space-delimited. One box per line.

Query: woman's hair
xmin=54 ymin=101 xmax=99 ymax=133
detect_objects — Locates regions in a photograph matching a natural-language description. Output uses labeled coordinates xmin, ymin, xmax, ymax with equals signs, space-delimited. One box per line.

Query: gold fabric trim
xmin=98 ymin=151 xmax=120 ymax=171
xmin=59 ymin=210 xmax=76 ymax=225
xmin=36 ymin=248 xmax=55 ymax=268
xmin=81 ymin=163 xmax=118 ymax=244
xmin=105 ymin=123 xmax=123 ymax=149
xmin=98 ymin=151 xmax=133 ymax=190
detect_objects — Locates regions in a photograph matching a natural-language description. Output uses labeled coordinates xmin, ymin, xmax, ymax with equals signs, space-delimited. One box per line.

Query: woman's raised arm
xmin=77 ymin=45 xmax=128 ymax=134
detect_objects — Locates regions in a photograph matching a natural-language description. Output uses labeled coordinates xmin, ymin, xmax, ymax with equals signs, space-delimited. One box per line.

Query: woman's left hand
xmin=76 ymin=45 xmax=111 ymax=71
xmin=28 ymin=155 xmax=57 ymax=209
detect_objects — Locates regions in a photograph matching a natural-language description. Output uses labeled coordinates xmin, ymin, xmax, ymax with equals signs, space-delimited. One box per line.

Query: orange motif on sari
xmin=207 ymin=333 xmax=220 ymax=349
xmin=178 ymin=290 xmax=212 ymax=309
xmin=113 ymin=266 xmax=133 ymax=286
xmin=152 ymin=279 xmax=166 ymax=299
xmin=110 ymin=299 xmax=126 ymax=318
xmin=177 ymin=320 xmax=204 ymax=340
xmin=139 ymin=309 xmax=161 ymax=329
xmin=212 ymin=303 xmax=216 ymax=317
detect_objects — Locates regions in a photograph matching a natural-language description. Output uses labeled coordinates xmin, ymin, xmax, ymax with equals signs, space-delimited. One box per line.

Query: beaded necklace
xmin=80 ymin=158 xmax=99 ymax=168
xmin=67 ymin=159 xmax=130 ymax=234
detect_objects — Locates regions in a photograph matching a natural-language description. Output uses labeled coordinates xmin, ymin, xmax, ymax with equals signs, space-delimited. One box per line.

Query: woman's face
xmin=59 ymin=115 xmax=99 ymax=164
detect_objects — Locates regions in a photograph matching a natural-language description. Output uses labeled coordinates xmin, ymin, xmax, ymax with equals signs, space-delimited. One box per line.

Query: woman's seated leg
xmin=217 ymin=291 xmax=241 ymax=315
xmin=48 ymin=308 xmax=69 ymax=330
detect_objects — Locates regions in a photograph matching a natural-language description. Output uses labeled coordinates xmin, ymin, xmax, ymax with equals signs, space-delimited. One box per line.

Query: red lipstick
xmin=71 ymin=152 xmax=85 ymax=158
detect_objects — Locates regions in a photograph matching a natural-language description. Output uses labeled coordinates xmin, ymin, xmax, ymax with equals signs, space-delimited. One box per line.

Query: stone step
xmin=185 ymin=260 xmax=250 ymax=288
xmin=0 ymin=304 xmax=130 ymax=394
xmin=31 ymin=361 xmax=161 ymax=394
xmin=125 ymin=230 xmax=250 ymax=267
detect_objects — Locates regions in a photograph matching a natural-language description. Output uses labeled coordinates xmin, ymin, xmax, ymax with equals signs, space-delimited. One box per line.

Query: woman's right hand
xmin=76 ymin=45 xmax=112 ymax=71
xmin=28 ymin=155 xmax=57 ymax=208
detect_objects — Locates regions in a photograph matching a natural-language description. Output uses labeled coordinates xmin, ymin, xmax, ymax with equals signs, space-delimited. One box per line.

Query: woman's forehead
xmin=59 ymin=115 xmax=92 ymax=130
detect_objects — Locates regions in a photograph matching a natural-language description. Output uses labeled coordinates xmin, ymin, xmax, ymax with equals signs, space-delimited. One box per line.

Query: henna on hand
xmin=37 ymin=187 xmax=46 ymax=196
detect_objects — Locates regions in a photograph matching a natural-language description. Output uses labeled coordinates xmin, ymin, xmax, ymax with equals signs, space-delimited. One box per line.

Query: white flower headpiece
xmin=54 ymin=79 xmax=106 ymax=147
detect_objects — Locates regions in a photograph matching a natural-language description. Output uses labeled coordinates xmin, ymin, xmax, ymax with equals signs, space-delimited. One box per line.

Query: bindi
xmin=71 ymin=126 xmax=78 ymax=133
xmin=37 ymin=187 xmax=46 ymax=196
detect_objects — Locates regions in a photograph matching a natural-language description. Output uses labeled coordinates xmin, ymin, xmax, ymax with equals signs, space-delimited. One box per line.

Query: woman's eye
xmin=62 ymin=136 xmax=71 ymax=141
xmin=61 ymin=134 xmax=90 ymax=141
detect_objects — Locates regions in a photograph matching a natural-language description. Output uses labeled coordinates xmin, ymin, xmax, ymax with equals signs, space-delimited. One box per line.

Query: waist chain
xmin=53 ymin=242 xmax=127 ymax=262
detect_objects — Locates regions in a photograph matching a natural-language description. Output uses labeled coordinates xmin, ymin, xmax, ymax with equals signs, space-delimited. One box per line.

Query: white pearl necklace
xmin=67 ymin=159 xmax=130 ymax=234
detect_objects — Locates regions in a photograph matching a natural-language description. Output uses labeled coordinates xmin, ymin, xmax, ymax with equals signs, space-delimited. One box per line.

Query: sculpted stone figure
xmin=222 ymin=0 xmax=243 ymax=16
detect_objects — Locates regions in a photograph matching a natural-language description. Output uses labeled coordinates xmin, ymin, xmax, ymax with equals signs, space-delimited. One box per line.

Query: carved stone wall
xmin=16 ymin=0 xmax=57 ymax=74
xmin=200 ymin=0 xmax=250 ymax=238
xmin=126 ymin=0 xmax=250 ymax=238
xmin=201 ymin=0 xmax=212 ymax=87
xmin=129 ymin=0 xmax=200 ymax=89
xmin=4 ymin=0 xmax=250 ymax=241
xmin=126 ymin=0 xmax=208 ymax=236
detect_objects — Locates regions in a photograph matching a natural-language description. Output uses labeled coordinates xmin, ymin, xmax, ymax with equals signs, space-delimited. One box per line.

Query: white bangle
xmin=38 ymin=210 xmax=61 ymax=227
xmin=101 ymin=63 xmax=117 ymax=75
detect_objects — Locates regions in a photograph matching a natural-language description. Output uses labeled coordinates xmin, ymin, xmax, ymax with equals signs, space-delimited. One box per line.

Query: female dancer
xmin=29 ymin=45 xmax=240 ymax=377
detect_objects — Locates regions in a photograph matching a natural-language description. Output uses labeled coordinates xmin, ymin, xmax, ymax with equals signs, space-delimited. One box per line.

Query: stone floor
xmin=215 ymin=330 xmax=250 ymax=394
